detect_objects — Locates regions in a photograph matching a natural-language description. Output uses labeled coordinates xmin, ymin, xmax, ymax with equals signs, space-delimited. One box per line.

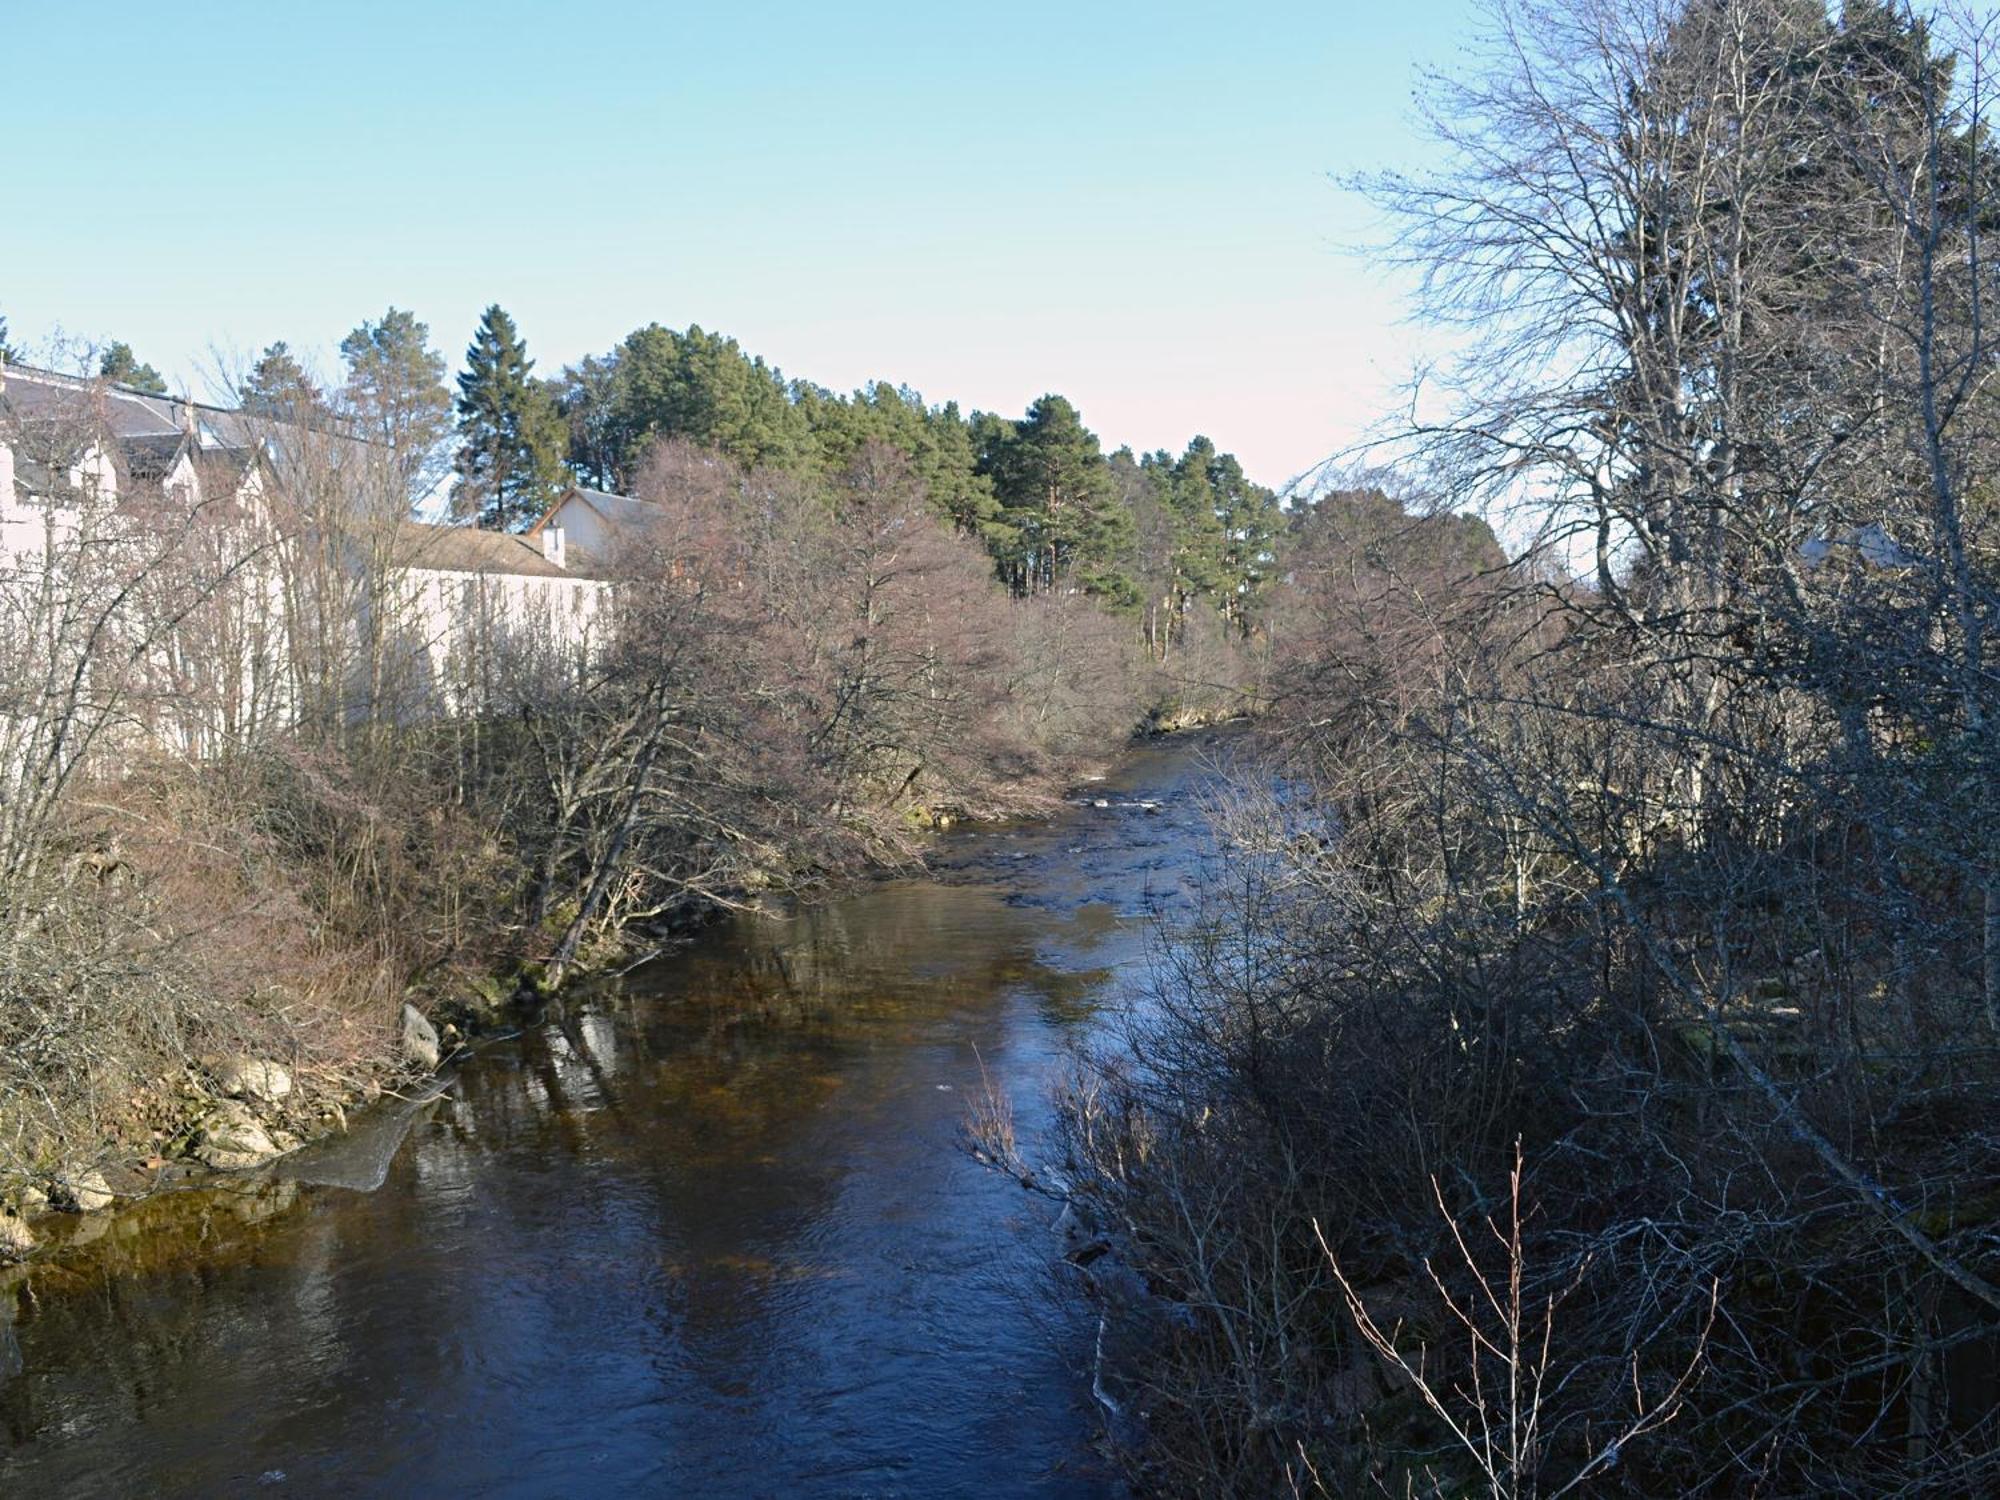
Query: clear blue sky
xmin=5 ymin=0 xmax=1477 ymax=489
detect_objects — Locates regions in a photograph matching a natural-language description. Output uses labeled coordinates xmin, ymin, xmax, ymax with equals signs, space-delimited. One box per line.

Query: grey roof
xmin=2 ymin=363 xmax=192 ymax=439
xmin=2 ymin=360 xmax=367 ymax=458
xmin=3 ymin=362 xmax=591 ymax=581
xmin=540 ymin=485 xmax=661 ymax=534
xmin=118 ymin=432 xmax=190 ymax=479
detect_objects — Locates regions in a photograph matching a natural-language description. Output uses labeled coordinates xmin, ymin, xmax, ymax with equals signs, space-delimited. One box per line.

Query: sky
xmin=3 ymin=0 xmax=1482 ymax=492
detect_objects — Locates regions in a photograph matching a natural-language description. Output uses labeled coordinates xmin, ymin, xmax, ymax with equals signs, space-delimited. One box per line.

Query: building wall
xmin=388 ymin=562 xmax=613 ymax=716
xmin=544 ymin=493 xmax=618 ymax=560
xmin=3 ymin=421 xmax=624 ymax=759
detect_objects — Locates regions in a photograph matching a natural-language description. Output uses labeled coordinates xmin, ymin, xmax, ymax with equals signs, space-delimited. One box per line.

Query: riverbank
xmin=0 ymin=709 xmax=1195 ymax=1269
xmin=0 ymin=730 xmax=1235 ymax=1496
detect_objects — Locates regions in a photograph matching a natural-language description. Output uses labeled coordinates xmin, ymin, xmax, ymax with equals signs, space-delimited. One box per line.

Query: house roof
xmin=529 ymin=485 xmax=659 ymax=538
xmin=1 ymin=360 xmax=370 ymax=466
xmin=117 ymin=432 xmax=190 ymax=480
xmin=3 ymin=362 xmax=591 ymax=581
xmin=392 ymin=522 xmax=574 ymax=579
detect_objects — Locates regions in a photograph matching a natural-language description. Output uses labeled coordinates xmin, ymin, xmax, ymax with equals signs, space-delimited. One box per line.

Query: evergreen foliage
xmin=340 ymin=308 xmax=452 ymax=497
xmin=451 ymin=305 xmax=567 ymax=530
xmin=552 ymin=354 xmax=622 ymax=492
xmin=238 ymin=342 xmax=324 ymax=420
xmin=604 ymin=323 xmax=810 ymax=477
xmin=99 ymin=342 xmax=168 ymax=394
xmin=529 ymin=319 xmax=1388 ymax=639
xmin=978 ymin=394 xmax=1136 ymax=604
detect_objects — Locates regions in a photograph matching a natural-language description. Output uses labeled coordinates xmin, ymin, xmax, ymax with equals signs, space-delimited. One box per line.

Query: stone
xmin=71 ymin=1169 xmax=115 ymax=1213
xmin=400 ymin=1003 xmax=441 ymax=1072
xmin=15 ymin=1184 xmax=48 ymax=1216
xmin=1053 ymin=1201 xmax=1110 ymax=1265
xmin=0 ymin=1214 xmax=33 ymax=1258
xmin=217 ymin=1056 xmax=293 ymax=1105
xmin=194 ymin=1100 xmax=283 ymax=1171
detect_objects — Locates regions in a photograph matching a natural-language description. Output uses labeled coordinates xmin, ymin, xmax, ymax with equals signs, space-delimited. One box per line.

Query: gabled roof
xmin=3 ymin=362 xmax=592 ymax=581
xmin=1 ymin=359 xmax=370 ymax=464
xmin=528 ymin=484 xmax=661 ymax=538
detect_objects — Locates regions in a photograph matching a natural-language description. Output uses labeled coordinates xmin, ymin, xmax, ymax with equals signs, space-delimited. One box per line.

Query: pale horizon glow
xmin=6 ymin=1 xmax=1480 ymax=492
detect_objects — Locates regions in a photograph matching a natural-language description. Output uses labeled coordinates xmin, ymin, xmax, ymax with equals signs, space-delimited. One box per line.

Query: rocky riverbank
xmin=0 ymin=778 xmax=1097 ymax=1270
xmin=1 ymin=998 xmax=460 ymax=1262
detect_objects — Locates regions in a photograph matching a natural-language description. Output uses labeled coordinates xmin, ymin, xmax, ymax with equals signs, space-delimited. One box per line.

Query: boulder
xmin=1054 ymin=1201 xmax=1110 ymax=1264
xmin=194 ymin=1101 xmax=283 ymax=1171
xmin=217 ymin=1056 xmax=292 ymax=1105
xmin=70 ymin=1169 xmax=115 ymax=1213
xmin=400 ymin=1003 xmax=441 ymax=1072
xmin=0 ymin=1214 xmax=32 ymax=1259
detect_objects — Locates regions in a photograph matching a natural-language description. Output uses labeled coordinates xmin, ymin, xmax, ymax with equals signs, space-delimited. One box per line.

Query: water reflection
xmin=0 ymin=733 xmax=1234 ymax=1498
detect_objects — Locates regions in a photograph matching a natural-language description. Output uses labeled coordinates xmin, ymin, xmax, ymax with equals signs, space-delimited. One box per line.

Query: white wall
xmin=390 ymin=562 xmax=612 ymax=715
xmin=544 ymin=492 xmax=617 ymax=561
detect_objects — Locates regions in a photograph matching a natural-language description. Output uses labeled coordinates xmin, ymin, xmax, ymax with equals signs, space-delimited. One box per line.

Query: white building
xmin=527 ymin=484 xmax=673 ymax=573
xmin=0 ymin=359 xmax=637 ymax=752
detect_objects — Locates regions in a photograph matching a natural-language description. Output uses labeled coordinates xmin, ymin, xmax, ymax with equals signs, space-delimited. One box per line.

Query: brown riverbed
xmin=0 ymin=732 xmax=1236 ymax=1498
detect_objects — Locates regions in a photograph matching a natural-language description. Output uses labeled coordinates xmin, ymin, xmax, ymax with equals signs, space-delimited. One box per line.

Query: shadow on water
xmin=0 ymin=730 xmax=1240 ymax=1498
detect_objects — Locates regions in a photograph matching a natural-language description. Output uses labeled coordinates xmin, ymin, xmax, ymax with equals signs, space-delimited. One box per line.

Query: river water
xmin=0 ymin=732 xmax=1233 ymax=1498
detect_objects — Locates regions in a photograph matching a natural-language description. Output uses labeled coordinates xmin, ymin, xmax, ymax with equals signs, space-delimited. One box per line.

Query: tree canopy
xmin=451 ymin=305 xmax=567 ymax=531
xmin=340 ymin=308 xmax=452 ymax=497
xmin=238 ymin=341 xmax=324 ymax=420
xmin=99 ymin=342 xmax=167 ymax=394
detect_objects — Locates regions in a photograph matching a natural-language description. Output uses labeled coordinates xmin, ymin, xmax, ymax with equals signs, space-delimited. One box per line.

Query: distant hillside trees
xmin=602 ymin=323 xmax=810 ymax=477
xmin=553 ymin=353 xmax=621 ymax=492
xmin=977 ymin=394 xmax=1136 ymax=604
xmin=509 ymin=304 xmax=1365 ymax=723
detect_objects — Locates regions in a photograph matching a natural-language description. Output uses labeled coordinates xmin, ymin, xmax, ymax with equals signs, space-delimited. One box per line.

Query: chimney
xmin=540 ymin=525 xmax=566 ymax=570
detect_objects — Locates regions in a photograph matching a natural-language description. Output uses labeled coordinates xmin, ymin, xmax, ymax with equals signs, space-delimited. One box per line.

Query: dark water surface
xmin=0 ymin=733 xmax=1233 ymax=1498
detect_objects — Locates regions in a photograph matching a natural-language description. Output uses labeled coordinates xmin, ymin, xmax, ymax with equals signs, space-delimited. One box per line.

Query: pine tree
xmin=238 ymin=341 xmax=324 ymax=420
xmin=0 ymin=311 xmax=15 ymax=363
xmin=605 ymin=322 xmax=811 ymax=477
xmin=340 ymin=308 xmax=452 ymax=499
xmin=1204 ymin=447 xmax=1280 ymax=633
xmin=99 ymin=341 xmax=168 ymax=394
xmin=1166 ymin=437 xmax=1231 ymax=609
xmin=553 ymin=354 xmax=622 ymax=491
xmin=452 ymin=306 xmax=567 ymax=531
xmin=979 ymin=394 xmax=1134 ymax=604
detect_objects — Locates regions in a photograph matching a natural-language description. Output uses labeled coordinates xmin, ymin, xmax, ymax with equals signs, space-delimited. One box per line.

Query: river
xmin=0 ymin=731 xmax=1235 ymax=1498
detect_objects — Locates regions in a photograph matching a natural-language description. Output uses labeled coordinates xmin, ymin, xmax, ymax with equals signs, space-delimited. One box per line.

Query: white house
xmin=527 ymin=484 xmax=667 ymax=572
xmin=385 ymin=518 xmax=611 ymax=713
xmin=0 ymin=358 xmax=636 ymax=749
